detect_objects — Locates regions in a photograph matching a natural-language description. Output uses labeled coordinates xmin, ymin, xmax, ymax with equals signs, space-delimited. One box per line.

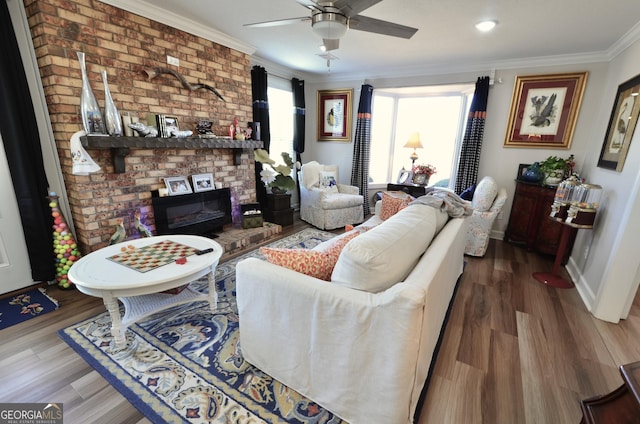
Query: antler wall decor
xmin=142 ymin=67 xmax=226 ymax=102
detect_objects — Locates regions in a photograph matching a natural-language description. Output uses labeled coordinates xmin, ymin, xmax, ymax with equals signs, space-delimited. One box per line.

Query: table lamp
xmin=403 ymin=132 xmax=423 ymax=166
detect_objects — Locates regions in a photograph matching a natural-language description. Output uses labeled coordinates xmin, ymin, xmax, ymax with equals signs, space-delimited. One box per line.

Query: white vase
xmin=101 ymin=70 xmax=122 ymax=136
xmin=77 ymin=51 xmax=105 ymax=135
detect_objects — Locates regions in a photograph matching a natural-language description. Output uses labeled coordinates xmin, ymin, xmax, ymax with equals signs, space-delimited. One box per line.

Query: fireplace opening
xmin=151 ymin=188 xmax=232 ymax=237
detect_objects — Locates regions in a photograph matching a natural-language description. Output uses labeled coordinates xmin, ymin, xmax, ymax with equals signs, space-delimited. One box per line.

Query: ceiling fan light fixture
xmin=475 ymin=20 xmax=497 ymax=32
xmin=312 ymin=12 xmax=348 ymax=40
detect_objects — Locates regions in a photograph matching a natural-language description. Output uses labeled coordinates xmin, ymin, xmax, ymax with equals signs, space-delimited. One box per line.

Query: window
xmin=267 ymin=78 xmax=294 ymax=161
xmin=369 ymin=85 xmax=473 ymax=188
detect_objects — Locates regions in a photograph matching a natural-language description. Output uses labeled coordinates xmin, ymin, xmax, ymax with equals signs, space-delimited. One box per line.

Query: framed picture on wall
xmin=317 ymin=88 xmax=353 ymax=142
xmin=503 ymin=72 xmax=588 ymax=149
xmin=598 ymin=72 xmax=640 ymax=171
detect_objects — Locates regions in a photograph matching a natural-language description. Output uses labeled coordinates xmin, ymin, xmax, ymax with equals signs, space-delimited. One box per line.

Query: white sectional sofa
xmin=236 ymin=197 xmax=469 ymax=424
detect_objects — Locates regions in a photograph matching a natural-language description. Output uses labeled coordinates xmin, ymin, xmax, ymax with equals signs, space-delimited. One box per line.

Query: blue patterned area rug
xmin=59 ymin=228 xmax=346 ymax=424
xmin=0 ymin=288 xmax=59 ymax=330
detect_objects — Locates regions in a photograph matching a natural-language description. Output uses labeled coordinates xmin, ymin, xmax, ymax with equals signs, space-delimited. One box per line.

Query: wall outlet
xmin=167 ymin=55 xmax=179 ymax=66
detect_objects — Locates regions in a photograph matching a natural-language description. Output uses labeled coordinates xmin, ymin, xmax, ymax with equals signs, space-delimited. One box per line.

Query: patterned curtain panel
xmin=251 ymin=66 xmax=270 ymax=209
xmin=0 ymin=1 xmax=54 ymax=281
xmin=351 ymin=84 xmax=373 ymax=216
xmin=454 ymin=76 xmax=490 ymax=194
xmin=292 ymin=77 xmax=305 ymax=199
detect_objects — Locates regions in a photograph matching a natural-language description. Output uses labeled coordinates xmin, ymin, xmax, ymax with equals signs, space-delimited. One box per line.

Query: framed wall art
xmin=164 ymin=176 xmax=192 ymax=196
xmin=317 ymin=88 xmax=353 ymax=142
xmin=192 ymin=173 xmax=215 ymax=192
xmin=597 ymin=73 xmax=640 ymax=171
xmin=504 ymin=72 xmax=588 ymax=149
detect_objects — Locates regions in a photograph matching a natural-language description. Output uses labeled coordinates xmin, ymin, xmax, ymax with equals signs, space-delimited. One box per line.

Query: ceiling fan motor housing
xmin=311 ymin=10 xmax=349 ymax=39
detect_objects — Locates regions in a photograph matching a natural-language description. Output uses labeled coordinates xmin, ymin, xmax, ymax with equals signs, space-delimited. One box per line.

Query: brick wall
xmin=23 ymin=0 xmax=256 ymax=253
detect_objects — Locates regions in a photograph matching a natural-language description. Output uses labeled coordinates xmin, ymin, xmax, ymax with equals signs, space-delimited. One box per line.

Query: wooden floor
xmin=1 ymin=217 xmax=639 ymax=423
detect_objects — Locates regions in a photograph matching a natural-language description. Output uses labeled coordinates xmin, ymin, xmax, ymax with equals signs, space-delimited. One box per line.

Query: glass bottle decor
xmin=77 ymin=51 xmax=105 ymax=135
xmin=101 ymin=70 xmax=122 ymax=136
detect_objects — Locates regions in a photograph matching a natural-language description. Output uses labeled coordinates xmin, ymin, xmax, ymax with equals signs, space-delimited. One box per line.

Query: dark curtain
xmin=292 ymin=77 xmax=305 ymax=199
xmin=351 ymin=84 xmax=373 ymax=216
xmin=454 ymin=76 xmax=490 ymax=194
xmin=0 ymin=1 xmax=54 ymax=281
xmin=251 ymin=65 xmax=271 ymax=209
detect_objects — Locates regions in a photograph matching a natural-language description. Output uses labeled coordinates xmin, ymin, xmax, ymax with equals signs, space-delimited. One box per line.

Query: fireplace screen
xmin=152 ymin=188 xmax=231 ymax=236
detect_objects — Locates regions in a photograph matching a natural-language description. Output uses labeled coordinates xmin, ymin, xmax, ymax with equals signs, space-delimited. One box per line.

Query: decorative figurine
xmin=133 ymin=210 xmax=153 ymax=238
xmin=109 ymin=218 xmax=127 ymax=245
xmin=128 ymin=122 xmax=158 ymax=137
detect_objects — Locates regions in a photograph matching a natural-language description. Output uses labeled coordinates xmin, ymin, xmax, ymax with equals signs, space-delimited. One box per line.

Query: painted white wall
xmin=298 ymin=40 xmax=640 ymax=323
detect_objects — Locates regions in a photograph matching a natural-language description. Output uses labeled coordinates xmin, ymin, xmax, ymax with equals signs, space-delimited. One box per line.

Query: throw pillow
xmin=260 ymin=231 xmax=359 ymax=281
xmin=460 ymin=184 xmax=476 ymax=201
xmin=472 ymin=176 xmax=498 ymax=212
xmin=379 ymin=191 xmax=414 ymax=220
xmin=319 ymin=171 xmax=339 ymax=192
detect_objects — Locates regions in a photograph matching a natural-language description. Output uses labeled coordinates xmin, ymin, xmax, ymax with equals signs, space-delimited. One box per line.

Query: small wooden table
xmin=580 ymin=361 xmax=640 ymax=423
xmin=68 ymin=235 xmax=223 ymax=346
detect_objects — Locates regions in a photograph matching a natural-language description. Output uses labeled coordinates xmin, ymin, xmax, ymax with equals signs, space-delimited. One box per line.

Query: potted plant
xmin=539 ymin=154 xmax=574 ymax=186
xmin=254 ymin=149 xmax=298 ymax=194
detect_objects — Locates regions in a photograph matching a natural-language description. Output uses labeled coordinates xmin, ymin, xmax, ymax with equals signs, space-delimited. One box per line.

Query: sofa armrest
xmin=337 ymin=184 xmax=359 ymax=195
xmin=236 ymin=257 xmax=425 ymax=424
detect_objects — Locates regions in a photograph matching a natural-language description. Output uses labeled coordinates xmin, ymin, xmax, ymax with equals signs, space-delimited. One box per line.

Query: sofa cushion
xmin=332 ymin=204 xmax=437 ymax=292
xmin=320 ymin=192 xmax=363 ymax=209
xmin=472 ymin=176 xmax=498 ymax=212
xmin=261 ymin=231 xmax=359 ymax=280
xmin=379 ymin=191 xmax=414 ymax=220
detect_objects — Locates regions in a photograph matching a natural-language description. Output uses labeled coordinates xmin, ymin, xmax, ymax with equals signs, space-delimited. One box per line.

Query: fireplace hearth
xmin=151 ymin=188 xmax=232 ymax=237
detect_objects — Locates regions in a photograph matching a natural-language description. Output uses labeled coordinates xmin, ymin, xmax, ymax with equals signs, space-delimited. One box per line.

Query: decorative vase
xmin=76 ymin=51 xmax=105 ymax=135
xmin=101 ymin=70 xmax=122 ymax=136
xmin=522 ymin=162 xmax=544 ymax=183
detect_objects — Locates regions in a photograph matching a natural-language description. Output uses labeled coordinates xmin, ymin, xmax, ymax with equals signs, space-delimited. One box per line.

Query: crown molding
xmin=99 ymin=0 xmax=256 ymax=55
xmin=606 ymin=20 xmax=640 ymax=60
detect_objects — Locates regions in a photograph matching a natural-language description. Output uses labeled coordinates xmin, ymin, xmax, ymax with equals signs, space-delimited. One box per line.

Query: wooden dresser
xmin=580 ymin=361 xmax=640 ymax=423
xmin=505 ymin=180 xmax=576 ymax=262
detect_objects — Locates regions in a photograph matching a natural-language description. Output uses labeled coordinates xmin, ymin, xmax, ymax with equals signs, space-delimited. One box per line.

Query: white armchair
xmin=464 ymin=176 xmax=508 ymax=257
xmin=298 ymin=161 xmax=364 ymax=230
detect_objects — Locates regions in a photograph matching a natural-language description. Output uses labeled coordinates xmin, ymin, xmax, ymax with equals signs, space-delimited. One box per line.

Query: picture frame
xmin=412 ymin=173 xmax=427 ymax=185
xmin=191 ymin=173 xmax=215 ymax=192
xmin=164 ymin=176 xmax=192 ymax=196
xmin=597 ymin=73 xmax=640 ymax=171
xmin=397 ymin=168 xmax=413 ymax=185
xmin=164 ymin=115 xmax=179 ymax=136
xmin=517 ymin=163 xmax=531 ymax=180
xmin=317 ymin=88 xmax=353 ymax=142
xmin=504 ymin=72 xmax=588 ymax=149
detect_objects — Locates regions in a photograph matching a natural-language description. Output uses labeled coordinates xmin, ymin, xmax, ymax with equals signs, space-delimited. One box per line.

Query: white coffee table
xmin=68 ymin=235 xmax=223 ymax=346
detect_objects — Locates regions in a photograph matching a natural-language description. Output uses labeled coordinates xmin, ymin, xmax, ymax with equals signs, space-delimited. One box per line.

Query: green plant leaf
xmin=254 ymin=149 xmax=275 ymax=165
xmin=281 ymin=152 xmax=294 ymax=168
xmin=273 ymin=164 xmax=292 ymax=176
xmin=272 ymin=174 xmax=296 ymax=191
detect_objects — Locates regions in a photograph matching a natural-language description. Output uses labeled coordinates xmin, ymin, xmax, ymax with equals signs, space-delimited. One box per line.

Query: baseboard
xmin=565 ymin=256 xmax=597 ymax=312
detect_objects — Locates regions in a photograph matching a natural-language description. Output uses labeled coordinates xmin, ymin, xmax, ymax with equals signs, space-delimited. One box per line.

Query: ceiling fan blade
xmin=349 ymin=15 xmax=418 ymax=39
xmin=244 ymin=16 xmax=311 ymax=28
xmin=295 ymin=0 xmax=325 ymax=12
xmin=323 ymin=38 xmax=340 ymax=51
xmin=334 ymin=0 xmax=382 ymax=17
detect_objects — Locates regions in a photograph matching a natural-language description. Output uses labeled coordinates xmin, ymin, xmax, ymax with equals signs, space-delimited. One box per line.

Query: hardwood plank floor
xmin=1 ymin=218 xmax=638 ymax=423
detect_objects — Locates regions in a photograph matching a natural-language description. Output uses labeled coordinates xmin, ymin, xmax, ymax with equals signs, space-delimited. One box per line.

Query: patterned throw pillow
xmin=260 ymin=232 xmax=359 ymax=281
xmin=319 ymin=171 xmax=339 ymax=192
xmin=379 ymin=191 xmax=414 ymax=220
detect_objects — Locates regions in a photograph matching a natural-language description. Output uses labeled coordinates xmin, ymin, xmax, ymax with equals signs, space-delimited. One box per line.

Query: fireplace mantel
xmin=80 ymin=136 xmax=264 ymax=173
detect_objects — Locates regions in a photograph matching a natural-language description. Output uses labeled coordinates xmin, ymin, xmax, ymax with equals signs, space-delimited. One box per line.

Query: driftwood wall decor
xmin=143 ymin=67 xmax=226 ymax=102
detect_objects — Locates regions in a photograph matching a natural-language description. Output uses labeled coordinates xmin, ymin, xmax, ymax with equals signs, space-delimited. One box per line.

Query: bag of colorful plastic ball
xmin=49 ymin=192 xmax=81 ymax=289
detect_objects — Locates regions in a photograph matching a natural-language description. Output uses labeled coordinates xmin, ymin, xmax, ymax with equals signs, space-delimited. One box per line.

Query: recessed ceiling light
xmin=475 ymin=20 xmax=497 ymax=32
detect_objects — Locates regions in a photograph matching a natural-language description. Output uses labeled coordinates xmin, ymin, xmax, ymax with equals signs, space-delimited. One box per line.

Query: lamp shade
xmin=404 ymin=132 xmax=424 ymax=149
xmin=312 ymin=13 xmax=348 ymax=40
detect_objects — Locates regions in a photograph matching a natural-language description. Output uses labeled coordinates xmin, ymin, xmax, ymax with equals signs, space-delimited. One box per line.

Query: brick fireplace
xmin=23 ymin=0 xmax=258 ymax=254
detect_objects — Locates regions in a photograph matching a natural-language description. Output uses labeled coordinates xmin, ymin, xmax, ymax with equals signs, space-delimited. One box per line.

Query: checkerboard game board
xmin=107 ymin=240 xmax=199 ymax=273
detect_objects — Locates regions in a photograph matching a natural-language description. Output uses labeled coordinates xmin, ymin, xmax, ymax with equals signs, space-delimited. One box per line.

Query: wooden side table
xmin=386 ymin=183 xmax=432 ymax=198
xmin=580 ymin=361 xmax=640 ymax=423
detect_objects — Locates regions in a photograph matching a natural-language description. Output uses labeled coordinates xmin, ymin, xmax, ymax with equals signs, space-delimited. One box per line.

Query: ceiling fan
xmin=244 ymin=0 xmax=418 ymax=51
